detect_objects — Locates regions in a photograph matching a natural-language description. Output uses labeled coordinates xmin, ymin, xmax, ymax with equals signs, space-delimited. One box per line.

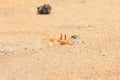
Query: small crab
xmin=44 ymin=34 xmax=72 ymax=45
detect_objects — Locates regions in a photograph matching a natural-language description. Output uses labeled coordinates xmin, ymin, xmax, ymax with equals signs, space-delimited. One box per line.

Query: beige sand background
xmin=0 ymin=0 xmax=120 ymax=80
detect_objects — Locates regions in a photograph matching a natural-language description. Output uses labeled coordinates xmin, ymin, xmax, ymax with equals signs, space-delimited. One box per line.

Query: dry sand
xmin=0 ymin=0 xmax=120 ymax=80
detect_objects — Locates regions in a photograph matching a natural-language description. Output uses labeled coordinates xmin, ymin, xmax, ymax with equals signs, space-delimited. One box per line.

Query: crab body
xmin=44 ymin=34 xmax=72 ymax=45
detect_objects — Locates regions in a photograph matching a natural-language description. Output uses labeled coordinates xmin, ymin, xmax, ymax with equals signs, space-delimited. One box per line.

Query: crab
xmin=44 ymin=34 xmax=72 ymax=45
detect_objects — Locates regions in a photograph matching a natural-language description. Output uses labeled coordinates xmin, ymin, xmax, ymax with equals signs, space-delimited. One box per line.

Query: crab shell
xmin=57 ymin=39 xmax=70 ymax=45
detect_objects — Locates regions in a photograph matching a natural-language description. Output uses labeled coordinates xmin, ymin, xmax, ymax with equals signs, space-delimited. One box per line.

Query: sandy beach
xmin=0 ymin=0 xmax=120 ymax=80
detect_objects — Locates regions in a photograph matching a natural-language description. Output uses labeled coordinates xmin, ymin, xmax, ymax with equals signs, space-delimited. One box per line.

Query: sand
xmin=0 ymin=0 xmax=120 ymax=80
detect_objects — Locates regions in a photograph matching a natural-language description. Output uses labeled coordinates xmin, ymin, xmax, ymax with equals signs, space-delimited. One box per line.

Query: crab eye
xmin=37 ymin=7 xmax=39 ymax=9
